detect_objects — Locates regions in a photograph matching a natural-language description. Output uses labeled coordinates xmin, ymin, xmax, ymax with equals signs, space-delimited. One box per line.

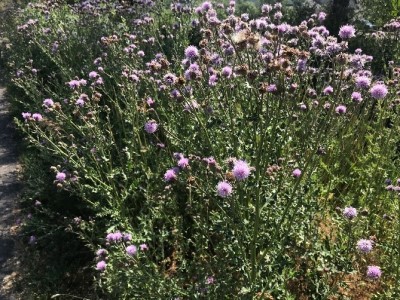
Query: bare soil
xmin=0 ymin=86 xmax=21 ymax=299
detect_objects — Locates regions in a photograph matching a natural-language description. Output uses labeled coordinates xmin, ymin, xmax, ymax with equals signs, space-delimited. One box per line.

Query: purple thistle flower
xmin=205 ymin=276 xmax=215 ymax=285
xmin=323 ymin=86 xmax=334 ymax=95
xmin=52 ymin=41 xmax=59 ymax=53
xmin=343 ymin=206 xmax=357 ymax=219
xmin=274 ymin=11 xmax=283 ymax=20
xmin=129 ymin=74 xmax=139 ymax=83
xmin=68 ymin=80 xmax=80 ymax=89
xmin=139 ymin=243 xmax=148 ymax=251
xmin=123 ymin=233 xmax=132 ymax=241
xmin=177 ymin=157 xmax=189 ymax=169
xmin=318 ymin=12 xmax=326 ymax=22
xmin=386 ymin=185 xmax=394 ymax=191
xmin=113 ymin=232 xmax=123 ymax=241
xmin=370 ymin=83 xmax=388 ymax=99
xmin=126 ymin=245 xmax=137 ymax=256
xmin=277 ymin=24 xmax=289 ymax=34
xmin=22 ymin=112 xmax=31 ymax=120
xmin=267 ymin=84 xmax=278 ymax=93
xmin=366 ymin=266 xmax=382 ymax=280
xmin=43 ymin=98 xmax=54 ymax=107
xmin=96 ymin=261 xmax=107 ymax=272
xmin=184 ymin=45 xmax=199 ymax=60
xmin=296 ymin=59 xmax=307 ymax=72
xmin=144 ymin=120 xmax=158 ymax=134
xmin=32 ymin=113 xmax=43 ymax=121
xmin=96 ymin=248 xmax=108 ymax=257
xmin=201 ymin=1 xmax=212 ymax=12
xmin=261 ymin=4 xmax=272 ymax=14
xmin=357 ymin=239 xmax=373 ymax=253
xmin=323 ymin=102 xmax=331 ymax=110
xmin=146 ymin=97 xmax=155 ymax=107
xmin=223 ymin=43 xmax=235 ymax=56
xmin=210 ymin=53 xmax=222 ymax=66
xmin=191 ymin=19 xmax=200 ymax=27
xmin=106 ymin=232 xmax=122 ymax=243
xmin=195 ymin=6 xmax=202 ymax=14
xmin=292 ymin=168 xmax=302 ymax=178
xmin=299 ymin=103 xmax=307 ymax=110
xmin=171 ymin=89 xmax=182 ymax=99
xmin=335 ymin=105 xmax=347 ymax=114
xmin=89 ymin=71 xmax=98 ymax=79
xmin=217 ymin=181 xmax=233 ymax=197
xmin=221 ymin=66 xmax=233 ymax=78
xmin=209 ymin=74 xmax=218 ymax=86
xmin=76 ymin=99 xmax=85 ymax=107
xmin=232 ymin=160 xmax=251 ymax=181
xmin=94 ymin=57 xmax=102 ymax=65
xmin=339 ymin=25 xmax=356 ymax=40
xmin=185 ymin=63 xmax=202 ymax=81
xmin=355 ymin=76 xmax=371 ymax=89
xmin=164 ymin=169 xmax=177 ymax=182
xmin=105 ymin=233 xmax=114 ymax=242
xmin=56 ymin=172 xmax=66 ymax=182
xmin=351 ymin=92 xmax=363 ymax=103
xmin=163 ymin=73 xmax=178 ymax=85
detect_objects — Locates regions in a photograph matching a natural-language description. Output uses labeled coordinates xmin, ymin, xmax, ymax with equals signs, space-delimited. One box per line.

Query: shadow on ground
xmin=0 ymin=87 xmax=21 ymax=299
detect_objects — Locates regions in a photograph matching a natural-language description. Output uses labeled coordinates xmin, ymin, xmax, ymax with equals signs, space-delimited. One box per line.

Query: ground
xmin=0 ymin=86 xmax=21 ymax=299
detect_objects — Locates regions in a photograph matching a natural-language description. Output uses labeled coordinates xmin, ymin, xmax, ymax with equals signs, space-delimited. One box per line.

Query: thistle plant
xmin=4 ymin=0 xmax=400 ymax=298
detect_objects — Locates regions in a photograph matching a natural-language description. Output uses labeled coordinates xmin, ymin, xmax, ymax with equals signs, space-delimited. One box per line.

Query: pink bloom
xmin=144 ymin=120 xmax=158 ymax=134
xmin=43 ymin=98 xmax=54 ymax=107
xmin=366 ymin=266 xmax=382 ymax=279
xmin=339 ymin=25 xmax=356 ymax=39
xmin=140 ymin=243 xmax=148 ymax=251
xmin=357 ymin=239 xmax=373 ymax=253
xmin=164 ymin=169 xmax=177 ymax=182
xmin=232 ymin=160 xmax=251 ymax=181
xmin=370 ymin=83 xmax=388 ymax=99
xmin=32 ymin=113 xmax=43 ymax=121
xmin=178 ymin=157 xmax=189 ymax=169
xmin=292 ymin=168 xmax=302 ymax=178
xmin=96 ymin=261 xmax=106 ymax=271
xmin=343 ymin=206 xmax=357 ymax=219
xmin=22 ymin=112 xmax=31 ymax=120
xmin=126 ymin=245 xmax=137 ymax=256
xmin=217 ymin=181 xmax=233 ymax=197
xmin=335 ymin=105 xmax=347 ymax=114
xmin=56 ymin=172 xmax=66 ymax=182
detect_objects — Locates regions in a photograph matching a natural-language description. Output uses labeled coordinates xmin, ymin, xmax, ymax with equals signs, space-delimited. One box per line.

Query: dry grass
xmin=0 ymin=0 xmax=13 ymax=12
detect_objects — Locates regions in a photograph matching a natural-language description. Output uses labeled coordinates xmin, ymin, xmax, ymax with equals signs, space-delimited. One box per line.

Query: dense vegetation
xmin=1 ymin=0 xmax=400 ymax=298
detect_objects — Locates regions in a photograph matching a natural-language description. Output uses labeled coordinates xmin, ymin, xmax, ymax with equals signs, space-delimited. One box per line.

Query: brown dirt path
xmin=0 ymin=86 xmax=21 ymax=299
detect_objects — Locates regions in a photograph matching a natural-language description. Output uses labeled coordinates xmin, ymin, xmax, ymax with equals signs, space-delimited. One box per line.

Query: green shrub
xmin=3 ymin=0 xmax=400 ymax=298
